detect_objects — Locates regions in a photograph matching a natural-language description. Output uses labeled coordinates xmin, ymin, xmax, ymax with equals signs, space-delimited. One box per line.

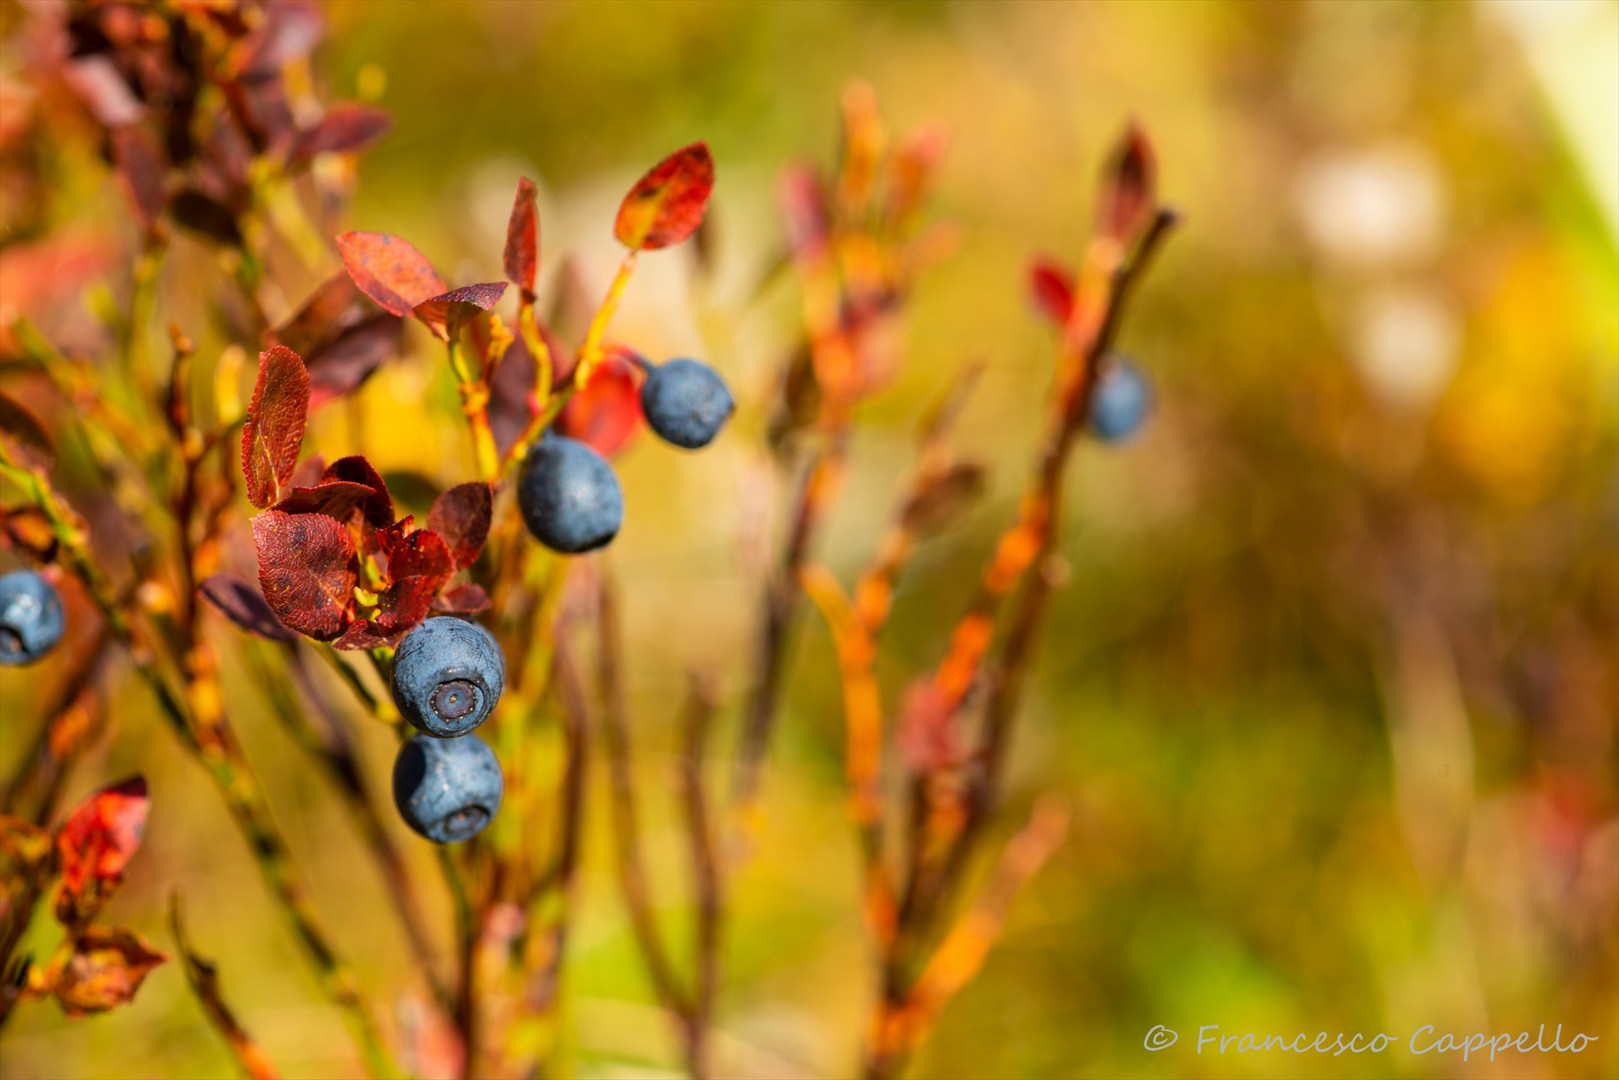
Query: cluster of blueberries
xmin=392 ymin=355 xmax=736 ymax=843
xmin=2 ymin=354 xmax=1149 ymax=846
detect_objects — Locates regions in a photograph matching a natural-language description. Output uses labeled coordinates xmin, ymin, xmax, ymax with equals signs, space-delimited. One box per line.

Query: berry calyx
xmin=392 ymin=732 xmax=503 ymax=844
xmin=391 ymin=617 xmax=505 ymax=738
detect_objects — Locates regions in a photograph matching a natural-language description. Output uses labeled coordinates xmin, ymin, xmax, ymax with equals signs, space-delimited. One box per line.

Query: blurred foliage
xmin=1 ymin=1 xmax=1615 ymax=1078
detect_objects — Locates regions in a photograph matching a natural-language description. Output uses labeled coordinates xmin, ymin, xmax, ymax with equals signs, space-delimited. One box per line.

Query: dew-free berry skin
xmin=391 ymin=617 xmax=506 ymax=738
xmin=517 ymin=435 xmax=625 ymax=554
xmin=393 ymin=732 xmax=504 ymax=843
xmin=640 ymin=358 xmax=735 ymax=450
xmin=0 ymin=569 xmax=65 ymax=667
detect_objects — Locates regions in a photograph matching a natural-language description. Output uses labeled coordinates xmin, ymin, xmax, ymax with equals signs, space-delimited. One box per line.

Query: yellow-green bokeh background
xmin=2 ymin=1 xmax=1615 ymax=1078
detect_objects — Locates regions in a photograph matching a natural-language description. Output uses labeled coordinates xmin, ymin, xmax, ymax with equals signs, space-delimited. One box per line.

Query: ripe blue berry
xmin=0 ymin=569 xmax=65 ymax=667
xmin=517 ymin=435 xmax=623 ymax=553
xmin=391 ymin=617 xmax=505 ymax=738
xmin=1088 ymin=359 xmax=1152 ymax=442
xmin=640 ymin=358 xmax=735 ymax=450
xmin=392 ymin=732 xmax=503 ymax=843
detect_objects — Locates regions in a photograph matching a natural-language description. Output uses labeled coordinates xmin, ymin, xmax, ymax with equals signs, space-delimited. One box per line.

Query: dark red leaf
xmin=504 ymin=177 xmax=539 ymax=301
xmin=413 ymin=282 xmax=508 ymax=341
xmin=614 ymin=142 xmax=715 ymax=251
xmin=221 ymin=76 xmax=296 ymax=154
xmin=427 ymin=483 xmax=493 ymax=569
xmin=196 ymin=113 xmax=253 ymax=209
xmin=198 ymin=572 xmax=298 ymax=643
xmin=274 ymin=273 xmax=361 ymax=356
xmin=1027 ymin=258 xmax=1075 ymax=326
xmin=0 ymin=392 xmax=56 ymax=473
xmin=306 ymin=315 xmax=404 ymax=409
xmin=288 ymin=455 xmax=327 ymax=491
xmin=240 ymin=347 xmax=309 ymax=509
xmin=372 ymin=528 xmax=453 ymax=637
xmin=251 ymin=510 xmax=356 ymax=641
xmin=323 ymin=456 xmax=394 ymax=528
xmin=557 ymin=346 xmax=643 ymax=458
xmin=287 ymin=103 xmax=392 ymax=166
xmin=374 ymin=515 xmax=415 ymax=562
xmin=53 ymin=926 xmax=169 ymax=1017
xmin=432 ymin=583 xmax=491 ymax=615
xmin=170 ymin=189 xmax=242 ymax=246
xmin=337 ymin=232 xmax=447 ymax=319
xmin=274 ymin=480 xmax=377 ymax=521
xmin=487 ymin=333 xmax=537 ymax=460
xmin=1096 ymin=124 xmax=1156 ymax=246
xmin=111 ymin=127 xmax=167 ymax=230
xmin=54 ymin=777 xmax=149 ymax=926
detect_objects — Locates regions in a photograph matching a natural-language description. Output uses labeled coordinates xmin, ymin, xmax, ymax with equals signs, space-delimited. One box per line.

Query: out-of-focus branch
xmin=864 ymin=799 xmax=1069 ymax=1080
xmin=0 ymin=627 xmax=113 ymax=825
xmin=677 ymin=673 xmax=724 ymax=1079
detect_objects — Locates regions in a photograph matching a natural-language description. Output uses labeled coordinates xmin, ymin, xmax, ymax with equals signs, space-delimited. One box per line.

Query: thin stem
xmin=677 ymin=674 xmax=723 ymax=1080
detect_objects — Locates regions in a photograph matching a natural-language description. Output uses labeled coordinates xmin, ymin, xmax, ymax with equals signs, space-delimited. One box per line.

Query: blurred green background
xmin=2 ymin=1 xmax=1615 ymax=1077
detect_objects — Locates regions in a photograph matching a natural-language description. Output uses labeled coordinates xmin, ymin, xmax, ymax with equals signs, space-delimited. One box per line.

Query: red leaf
xmin=54 ymin=777 xmax=149 ymax=926
xmin=333 ymin=620 xmax=392 ymax=651
xmin=412 ymin=282 xmax=508 ymax=342
xmin=287 ymin=103 xmax=392 ymax=166
xmin=614 ymin=142 xmax=715 ymax=251
xmin=1027 ymin=258 xmax=1075 ymax=326
xmin=306 ymin=315 xmax=404 ymax=408
xmin=898 ymin=680 xmax=959 ymax=774
xmin=53 ymin=926 xmax=169 ymax=1017
xmin=251 ymin=510 xmax=356 ymax=641
xmin=504 ymin=177 xmax=539 ymax=301
xmin=288 ymin=455 xmax=326 ymax=491
xmin=198 ymin=572 xmax=298 ymax=643
xmin=372 ymin=528 xmax=453 ymax=637
xmin=432 ymin=583 xmax=491 ymax=615
xmin=235 ymin=0 xmax=325 ymax=81
xmin=62 ymin=57 xmax=144 ymax=128
xmin=274 ymin=480 xmax=377 ymax=521
xmin=557 ymin=346 xmax=643 ymax=458
xmin=374 ymin=515 xmax=415 ymax=563
xmin=111 ymin=127 xmax=167 ymax=230
xmin=241 ymin=347 xmax=309 ymax=509
xmin=336 ymin=232 xmax=447 ymax=319
xmin=273 ymin=273 xmax=361 ymax=356
xmin=427 ymin=483 xmax=493 ymax=570
xmin=887 ymin=124 xmax=948 ymax=225
xmin=1096 ymin=124 xmax=1156 ymax=246
xmin=323 ymin=456 xmax=394 ymax=528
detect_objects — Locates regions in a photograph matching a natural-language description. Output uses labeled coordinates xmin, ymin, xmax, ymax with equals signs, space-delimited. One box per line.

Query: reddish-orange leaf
xmin=111 ymin=127 xmax=167 ymax=230
xmin=251 ymin=510 xmax=356 ymax=641
xmin=557 ymin=346 xmax=643 ymax=458
xmin=614 ymin=142 xmax=715 ymax=251
xmin=504 ymin=177 xmax=539 ymax=301
xmin=287 ymin=103 xmax=392 ymax=166
xmin=273 ymin=480 xmax=376 ymax=521
xmin=372 ymin=528 xmax=453 ymax=637
xmin=323 ymin=456 xmax=394 ymax=527
xmin=198 ymin=573 xmax=298 ymax=643
xmin=273 ymin=273 xmax=360 ymax=357
xmin=54 ymin=777 xmax=149 ymax=925
xmin=241 ymin=346 xmax=309 ymax=509
xmin=427 ymin=483 xmax=493 ymax=570
xmin=777 ymin=165 xmax=829 ymax=259
xmin=432 ymin=583 xmax=491 ymax=615
xmin=413 ymin=282 xmax=508 ymax=341
xmin=337 ymin=232 xmax=447 ymax=318
xmin=1096 ymin=124 xmax=1156 ymax=246
xmin=52 ymin=926 xmax=169 ymax=1017
xmin=887 ymin=124 xmax=949 ymax=225
xmin=1027 ymin=258 xmax=1075 ymax=327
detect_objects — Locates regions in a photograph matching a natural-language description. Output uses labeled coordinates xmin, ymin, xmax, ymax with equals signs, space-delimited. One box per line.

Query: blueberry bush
xmin=0 ymin=4 xmax=1177 ymax=1078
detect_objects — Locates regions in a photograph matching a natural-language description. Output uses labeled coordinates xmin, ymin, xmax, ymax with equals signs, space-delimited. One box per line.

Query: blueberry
xmin=392 ymin=732 xmax=503 ymax=843
xmin=517 ymin=434 xmax=623 ymax=553
xmin=640 ymin=358 xmax=735 ymax=450
xmin=391 ymin=617 xmax=505 ymax=738
xmin=1088 ymin=358 xmax=1152 ymax=442
xmin=0 ymin=570 xmax=65 ymax=667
